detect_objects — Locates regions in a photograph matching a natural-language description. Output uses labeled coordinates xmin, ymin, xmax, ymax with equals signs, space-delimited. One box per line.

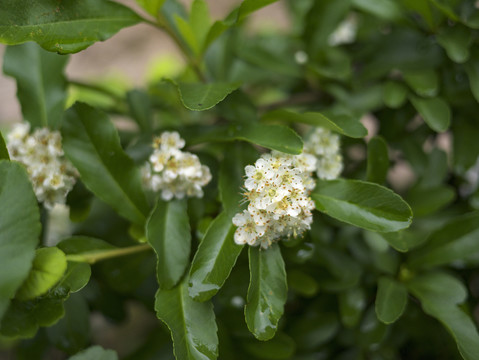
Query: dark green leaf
xmin=62 ymin=103 xmax=149 ymax=225
xmin=245 ymin=244 xmax=288 ymax=341
xmin=453 ymin=119 xmax=479 ymax=174
xmin=16 ymin=247 xmax=67 ymax=301
xmin=290 ymin=312 xmax=339 ymax=350
xmin=428 ymin=0 xmax=460 ymax=21
xmin=366 ymin=136 xmax=389 ymax=184
xmin=403 ymin=69 xmax=439 ymax=97
xmin=58 ymin=236 xmax=116 ymax=255
xmin=155 ymin=276 xmax=218 ymax=360
xmin=0 ymin=161 xmax=40 ymax=321
xmin=407 ymin=185 xmax=456 ymax=217
xmin=409 ymin=95 xmax=451 ymax=132
xmin=0 ymin=0 xmax=141 ymax=54
xmin=262 ymin=109 xmax=367 ymax=138
xmin=465 ymin=51 xmax=479 ymax=103
xmin=3 ymin=43 xmax=68 ymax=129
xmin=69 ymin=345 xmax=118 ymax=360
xmin=287 ymin=270 xmax=319 ymax=298
xmin=375 ymin=277 xmax=408 ymax=324
xmin=0 ymin=131 xmax=9 ymax=160
xmin=177 ymin=81 xmax=241 ymax=111
xmin=127 ymin=90 xmax=153 ymax=133
xmin=352 ymin=0 xmax=403 ymax=20
xmin=437 ymin=25 xmax=472 ymax=63
xmin=339 ymin=288 xmax=366 ymax=328
xmin=373 ymin=229 xmax=426 ymax=253
xmin=241 ymin=332 xmax=296 ymax=360
xmin=146 ymin=199 xmax=191 ymax=290
xmin=383 ymin=81 xmax=408 ymax=108
xmin=56 ymin=262 xmax=91 ymax=294
xmin=311 ymin=179 xmax=413 ymax=232
xmin=188 ymin=211 xmax=243 ymax=301
xmin=407 ymin=272 xmax=479 ymax=360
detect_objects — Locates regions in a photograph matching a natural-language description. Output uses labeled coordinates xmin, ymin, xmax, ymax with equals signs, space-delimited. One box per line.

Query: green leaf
xmin=453 ymin=119 xmax=479 ymax=174
xmin=375 ymin=277 xmax=408 ymax=324
xmin=403 ymin=69 xmax=439 ymax=97
xmin=137 ymin=0 xmax=166 ymax=17
xmin=428 ymin=0 xmax=460 ymax=21
xmin=373 ymin=229 xmax=425 ymax=253
xmin=311 ymin=179 xmax=413 ymax=232
xmin=3 ymin=43 xmax=68 ymax=129
xmin=237 ymin=0 xmax=281 ymax=22
xmin=352 ymin=0 xmax=403 ymax=20
xmin=465 ymin=51 xmax=479 ymax=103
xmin=437 ymin=25 xmax=472 ymax=64
xmin=408 ymin=212 xmax=479 ymax=269
xmin=127 ymin=90 xmax=153 ymax=133
xmin=366 ymin=136 xmax=389 ymax=184
xmin=407 ymin=185 xmax=456 ymax=217
xmin=56 ymin=262 xmax=91 ymax=294
xmin=62 ymin=102 xmax=149 ymax=225
xmin=176 ymin=81 xmax=241 ymax=111
xmin=15 ymin=247 xmax=67 ymax=301
xmin=155 ymin=275 xmax=218 ymax=360
xmin=339 ymin=288 xmax=366 ymax=328
xmin=241 ymin=332 xmax=296 ymax=360
xmin=146 ymin=199 xmax=191 ymax=290
xmin=0 ymin=161 xmax=40 ymax=322
xmin=69 ymin=345 xmax=118 ymax=360
xmin=409 ymin=95 xmax=451 ymax=132
xmin=287 ymin=270 xmax=319 ymax=298
xmin=245 ymin=244 xmax=288 ymax=341
xmin=188 ymin=211 xmax=243 ymax=301
xmin=0 ymin=0 xmax=141 ymax=54
xmin=58 ymin=236 xmax=115 ymax=255
xmin=383 ymin=81 xmax=408 ymax=108
xmin=407 ymin=272 xmax=479 ymax=360
xmin=262 ymin=109 xmax=367 ymax=138
xmin=190 ymin=0 xmax=211 ymax=52
xmin=290 ymin=312 xmax=339 ymax=350
xmin=0 ymin=131 xmax=9 ymax=160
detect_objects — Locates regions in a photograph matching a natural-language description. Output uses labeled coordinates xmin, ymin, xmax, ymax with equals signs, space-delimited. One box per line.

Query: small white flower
xmin=317 ymin=153 xmax=344 ymax=180
xmin=328 ymin=14 xmax=358 ymax=46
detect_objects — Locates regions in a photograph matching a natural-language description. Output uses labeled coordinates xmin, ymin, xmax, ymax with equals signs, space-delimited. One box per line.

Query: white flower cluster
xmin=142 ymin=131 xmax=212 ymax=201
xmin=304 ymin=127 xmax=343 ymax=180
xmin=328 ymin=14 xmax=358 ymax=46
xmin=7 ymin=122 xmax=78 ymax=209
xmin=232 ymin=151 xmax=316 ymax=249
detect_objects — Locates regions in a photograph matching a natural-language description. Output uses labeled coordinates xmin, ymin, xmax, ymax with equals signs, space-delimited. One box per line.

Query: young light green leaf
xmin=375 ymin=277 xmax=408 ymax=324
xmin=403 ymin=69 xmax=439 ymax=97
xmin=0 ymin=0 xmax=141 ymax=54
xmin=245 ymin=244 xmax=288 ymax=341
xmin=146 ymin=199 xmax=191 ymax=290
xmin=3 ymin=43 xmax=68 ymax=129
xmin=0 ymin=132 xmax=9 ymax=160
xmin=237 ymin=0 xmax=281 ymax=21
xmin=262 ymin=109 xmax=367 ymax=138
xmin=190 ymin=0 xmax=211 ymax=52
xmin=155 ymin=276 xmax=218 ymax=360
xmin=0 ymin=161 xmax=40 ymax=322
xmin=136 ymin=0 xmax=166 ymax=17
xmin=174 ymin=14 xmax=200 ymax=55
xmin=383 ymin=81 xmax=408 ymax=108
xmin=366 ymin=136 xmax=389 ymax=184
xmin=407 ymin=272 xmax=479 ymax=360
xmin=15 ymin=247 xmax=67 ymax=301
xmin=62 ymin=103 xmax=150 ymax=225
xmin=69 ymin=345 xmax=118 ymax=360
xmin=409 ymin=95 xmax=451 ymax=132
xmin=437 ymin=25 xmax=472 ymax=64
xmin=177 ymin=81 xmax=241 ymax=111
xmin=311 ymin=179 xmax=413 ymax=233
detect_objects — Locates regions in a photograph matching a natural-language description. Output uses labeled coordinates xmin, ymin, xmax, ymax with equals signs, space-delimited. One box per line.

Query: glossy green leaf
xmin=188 ymin=211 xmax=243 ymax=301
xmin=176 ymin=81 xmax=241 ymax=111
xmin=127 ymin=90 xmax=152 ymax=133
xmin=352 ymin=0 xmax=403 ymax=20
xmin=3 ymin=43 xmax=68 ymax=129
xmin=155 ymin=276 xmax=218 ymax=360
xmin=137 ymin=0 xmax=166 ymax=17
xmin=403 ymin=70 xmax=439 ymax=97
xmin=69 ymin=345 xmax=118 ymax=360
xmin=262 ymin=109 xmax=367 ymax=138
xmin=56 ymin=262 xmax=91 ymax=294
xmin=0 ymin=132 xmax=9 ymax=160
xmin=366 ymin=136 xmax=389 ymax=184
xmin=383 ymin=81 xmax=408 ymax=108
xmin=437 ymin=25 xmax=472 ymax=63
xmin=245 ymin=244 xmax=288 ymax=341
xmin=407 ymin=272 xmax=479 ymax=360
xmin=241 ymin=332 xmax=296 ymax=360
xmin=375 ymin=277 xmax=408 ymax=324
xmin=407 ymin=185 xmax=456 ymax=217
xmin=465 ymin=51 xmax=479 ymax=103
xmin=409 ymin=96 xmax=451 ymax=132
xmin=408 ymin=212 xmax=479 ymax=269
xmin=339 ymin=288 xmax=366 ymax=328
xmin=62 ymin=103 xmax=149 ymax=225
xmin=0 ymin=161 xmax=40 ymax=322
xmin=0 ymin=0 xmax=141 ymax=54
xmin=311 ymin=179 xmax=413 ymax=232
xmin=374 ymin=229 xmax=425 ymax=253
xmin=16 ymin=247 xmax=67 ymax=301
xmin=146 ymin=199 xmax=191 ymax=290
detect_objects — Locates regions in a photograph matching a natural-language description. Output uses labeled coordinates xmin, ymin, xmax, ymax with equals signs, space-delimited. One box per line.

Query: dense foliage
xmin=1 ymin=0 xmax=479 ymax=359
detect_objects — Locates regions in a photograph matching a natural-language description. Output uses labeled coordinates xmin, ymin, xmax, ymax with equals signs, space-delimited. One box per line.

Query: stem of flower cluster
xmin=65 ymin=243 xmax=152 ymax=264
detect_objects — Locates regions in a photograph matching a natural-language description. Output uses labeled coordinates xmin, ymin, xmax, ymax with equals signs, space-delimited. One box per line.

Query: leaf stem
xmin=65 ymin=243 xmax=151 ymax=264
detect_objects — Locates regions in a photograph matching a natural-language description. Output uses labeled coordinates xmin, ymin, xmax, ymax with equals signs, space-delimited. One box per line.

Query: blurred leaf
xmin=62 ymin=103 xmax=150 ymax=225
xmin=437 ymin=25 xmax=472 ymax=63
xmin=407 ymin=272 xmax=479 ymax=360
xmin=188 ymin=211 xmax=243 ymax=301
xmin=146 ymin=199 xmax=191 ymax=290
xmin=375 ymin=230 xmax=425 ymax=253
xmin=137 ymin=0 xmax=166 ymax=17
xmin=311 ymin=179 xmax=413 ymax=232
xmin=453 ymin=119 xmax=479 ymax=174
xmin=0 ymin=131 xmax=9 ymax=160
xmin=16 ymin=247 xmax=67 ymax=301
xmin=383 ymin=81 xmax=408 ymax=108
xmin=403 ymin=69 xmax=439 ymax=97
xmin=409 ymin=95 xmax=451 ymax=132
xmin=352 ymin=0 xmax=403 ymax=20
xmin=236 ymin=0 xmax=281 ymax=21
xmin=0 ymin=161 xmax=40 ymax=322
xmin=358 ymin=306 xmax=388 ymax=347
xmin=245 ymin=244 xmax=287 ymax=341
xmin=366 ymin=136 xmax=389 ymax=184
xmin=262 ymin=109 xmax=367 ymax=138
xmin=127 ymin=90 xmax=153 ymax=133
xmin=241 ymin=332 xmax=296 ymax=360
xmin=287 ymin=269 xmax=319 ymax=297
xmin=290 ymin=312 xmax=339 ymax=350
xmin=66 ymin=181 xmax=93 ymax=223
xmin=407 ymin=185 xmax=456 ymax=217
xmin=375 ymin=277 xmax=408 ymax=324
xmin=155 ymin=276 xmax=218 ymax=360
xmin=0 ymin=0 xmax=141 ymax=53
xmin=3 ymin=43 xmax=68 ymax=129
xmin=190 ymin=0 xmax=210 ymax=53
xmin=465 ymin=50 xmax=479 ymax=103
xmin=408 ymin=212 xmax=479 ymax=269
xmin=429 ymin=0 xmax=460 ymax=21
xmin=69 ymin=345 xmax=118 ymax=360
xmin=176 ymin=81 xmax=241 ymax=111
xmin=339 ymin=287 xmax=366 ymax=328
